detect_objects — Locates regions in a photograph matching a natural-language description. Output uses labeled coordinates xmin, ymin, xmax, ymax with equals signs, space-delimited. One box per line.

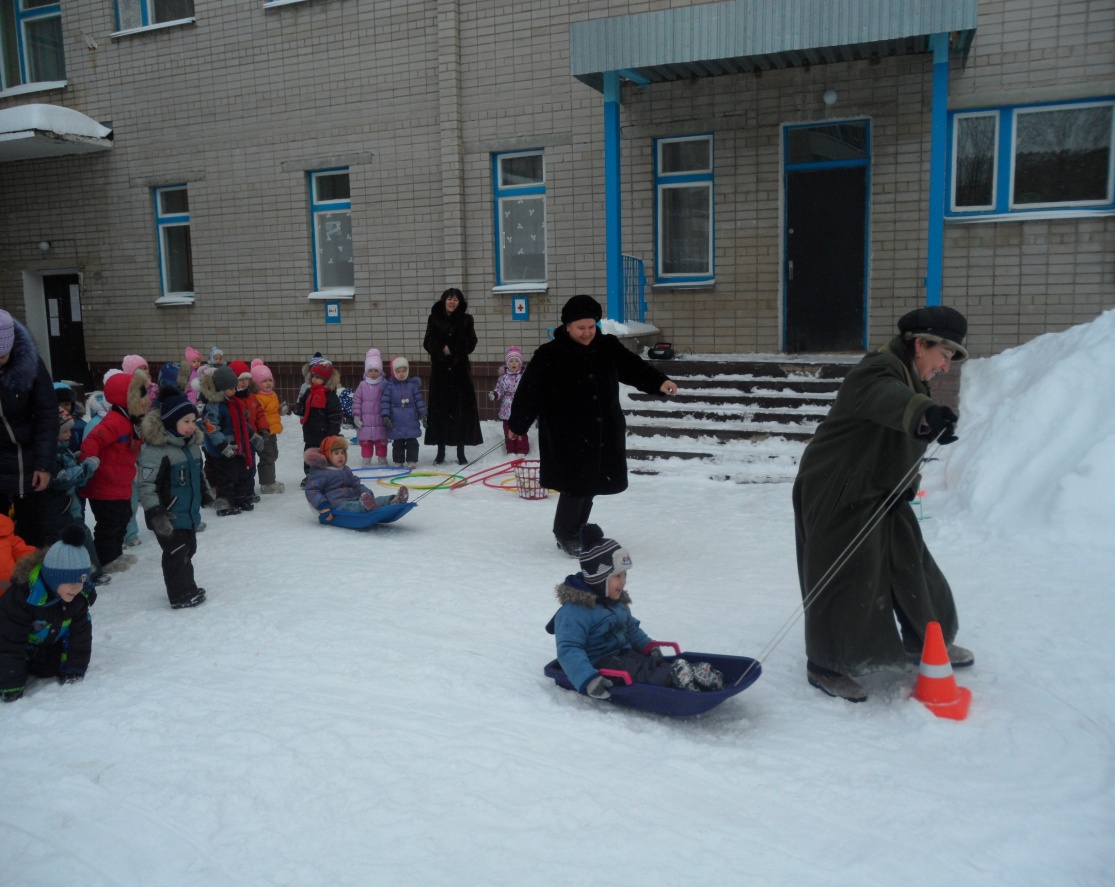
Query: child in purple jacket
xmin=352 ymin=348 xmax=388 ymax=467
xmin=304 ymin=436 xmax=408 ymax=519
xmin=380 ymin=357 xmax=427 ymax=469
xmin=488 ymin=345 xmax=529 ymax=455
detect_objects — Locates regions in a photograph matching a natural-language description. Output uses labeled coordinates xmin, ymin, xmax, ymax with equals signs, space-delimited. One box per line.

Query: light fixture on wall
xmin=38 ymin=241 xmax=50 ymax=252
xmin=823 ymin=89 xmax=838 ymax=107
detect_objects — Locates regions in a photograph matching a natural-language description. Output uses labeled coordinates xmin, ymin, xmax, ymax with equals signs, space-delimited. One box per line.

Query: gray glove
xmin=146 ymin=507 xmax=174 ymax=538
xmin=382 ymin=416 xmax=393 ymax=429
xmin=586 ymin=675 xmax=613 ymax=700
xmin=353 ymin=416 xmax=363 ymax=429
xmin=250 ymin=434 xmax=264 ymax=453
xmin=487 ymin=391 xmax=497 ymax=401
xmin=82 ymin=457 xmax=100 ymax=477
xmin=220 ymin=443 xmax=237 ymax=459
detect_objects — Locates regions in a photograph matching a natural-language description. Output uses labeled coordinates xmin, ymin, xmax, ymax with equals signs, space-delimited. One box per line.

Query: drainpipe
xmin=925 ymin=32 xmax=949 ymax=307
xmin=604 ymin=71 xmax=622 ymax=320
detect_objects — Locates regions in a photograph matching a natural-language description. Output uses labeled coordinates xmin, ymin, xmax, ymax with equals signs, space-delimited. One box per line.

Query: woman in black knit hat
xmin=793 ymin=305 xmax=973 ymax=703
xmin=508 ymin=295 xmax=678 ymax=556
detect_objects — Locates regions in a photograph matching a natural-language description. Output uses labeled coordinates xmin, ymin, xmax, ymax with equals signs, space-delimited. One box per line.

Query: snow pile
xmin=932 ymin=309 xmax=1115 ymax=550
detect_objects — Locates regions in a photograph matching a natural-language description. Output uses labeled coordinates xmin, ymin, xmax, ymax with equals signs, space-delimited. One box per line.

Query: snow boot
xmin=807 ymin=662 xmax=867 ymax=703
xmin=555 ymin=535 xmax=582 ymax=557
xmin=691 ymin=660 xmax=724 ymax=691
xmin=171 ymin=588 xmax=207 ymax=610
xmin=360 ymin=492 xmax=379 ymax=510
xmin=670 ymin=659 xmax=701 ymax=692
xmin=377 ymin=457 xmax=388 ymax=467
xmin=905 ymin=641 xmax=975 ymax=669
xmin=362 ymin=457 xmax=372 ymax=468
xmin=102 ymin=557 xmax=130 ymax=574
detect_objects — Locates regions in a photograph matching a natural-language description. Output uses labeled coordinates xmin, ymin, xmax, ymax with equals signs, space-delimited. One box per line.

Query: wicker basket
xmin=512 ymin=460 xmax=548 ymax=500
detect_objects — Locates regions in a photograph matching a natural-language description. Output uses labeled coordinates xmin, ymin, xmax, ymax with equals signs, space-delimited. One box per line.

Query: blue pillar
xmin=604 ymin=71 xmax=622 ymax=320
xmin=925 ymin=33 xmax=949 ymax=307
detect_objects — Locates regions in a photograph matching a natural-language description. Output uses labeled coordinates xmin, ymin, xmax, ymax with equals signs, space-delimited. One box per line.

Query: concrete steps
xmin=623 ymin=356 xmax=858 ymax=482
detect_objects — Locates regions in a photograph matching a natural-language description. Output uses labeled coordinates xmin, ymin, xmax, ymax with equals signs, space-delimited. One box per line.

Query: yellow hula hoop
xmin=378 ymin=472 xmax=463 ymax=490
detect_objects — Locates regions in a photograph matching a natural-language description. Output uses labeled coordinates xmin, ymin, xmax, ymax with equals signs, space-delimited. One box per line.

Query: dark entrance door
xmin=42 ymin=273 xmax=93 ymax=388
xmin=783 ymin=121 xmax=869 ymax=352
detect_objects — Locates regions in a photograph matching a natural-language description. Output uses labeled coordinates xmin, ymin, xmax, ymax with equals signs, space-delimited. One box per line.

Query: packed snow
xmin=2 ymin=311 xmax=1113 ymax=886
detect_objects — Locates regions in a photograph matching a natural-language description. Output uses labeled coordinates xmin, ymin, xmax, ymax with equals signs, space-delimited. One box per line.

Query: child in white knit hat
xmin=352 ymin=348 xmax=389 ymax=467
xmin=488 ymin=345 xmax=529 ymax=455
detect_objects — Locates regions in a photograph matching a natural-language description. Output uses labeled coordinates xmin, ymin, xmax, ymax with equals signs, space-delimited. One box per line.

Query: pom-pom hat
xmin=309 ymin=358 xmax=335 ymax=382
xmin=122 ymin=354 xmax=148 ymax=375
xmin=898 ymin=306 xmax=969 ymax=361
xmin=209 ymin=346 xmax=224 ymax=363
xmin=505 ymin=346 xmax=523 ymax=367
xmin=579 ymin=524 xmax=633 ymax=592
xmin=250 ymin=359 xmax=273 ymax=385
xmin=184 ymin=346 xmax=202 ymax=363
xmin=365 ymin=348 xmax=383 ymax=373
xmin=42 ymin=525 xmax=92 ymax=591
xmin=0 ymin=309 xmax=15 ymax=356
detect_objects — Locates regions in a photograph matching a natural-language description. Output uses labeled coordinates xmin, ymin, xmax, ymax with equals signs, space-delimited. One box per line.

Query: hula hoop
xmin=379 ymin=472 xmax=463 ymax=490
xmin=483 ymin=472 xmax=520 ymax=491
xmin=353 ymin=466 xmax=410 ymax=479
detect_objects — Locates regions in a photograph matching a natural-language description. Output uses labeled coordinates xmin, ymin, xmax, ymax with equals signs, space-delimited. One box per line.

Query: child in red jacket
xmin=79 ymin=369 xmax=148 ymax=573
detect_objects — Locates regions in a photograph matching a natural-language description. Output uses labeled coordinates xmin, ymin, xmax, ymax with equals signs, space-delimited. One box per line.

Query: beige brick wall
xmin=0 ymin=0 xmax=1111 ymax=375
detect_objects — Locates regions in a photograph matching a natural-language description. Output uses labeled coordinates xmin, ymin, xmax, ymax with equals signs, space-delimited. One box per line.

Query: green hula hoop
xmin=378 ymin=472 xmax=464 ymax=490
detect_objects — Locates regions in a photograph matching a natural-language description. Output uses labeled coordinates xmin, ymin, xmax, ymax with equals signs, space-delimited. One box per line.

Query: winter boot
xmin=90 ymin=571 xmax=112 ymax=586
xmin=392 ymin=486 xmax=409 ymax=504
xmin=360 ymin=492 xmax=380 ymax=511
xmin=123 ymin=536 xmax=142 ymax=548
xmin=690 ymin=661 xmax=724 ymax=691
xmin=215 ymin=498 xmax=241 ymax=517
xmin=406 ymin=461 xmax=417 ymax=470
xmin=555 ymin=535 xmax=582 ymax=557
xmin=377 ymin=457 xmax=388 ymax=467
xmin=807 ymin=662 xmax=867 ymax=703
xmin=171 ymin=588 xmax=207 ymax=610
xmin=457 ymin=446 xmax=467 ymax=466
xmin=102 ymin=557 xmax=130 ymax=574
xmin=670 ymin=658 xmax=700 ymax=692
xmin=362 ymin=457 xmax=372 ymax=468
xmin=433 ymin=445 xmax=446 ymax=465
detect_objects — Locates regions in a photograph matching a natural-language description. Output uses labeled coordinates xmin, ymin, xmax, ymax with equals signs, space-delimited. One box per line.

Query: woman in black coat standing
xmin=508 ymin=295 xmax=678 ymax=556
xmin=423 ymin=288 xmax=484 ymax=465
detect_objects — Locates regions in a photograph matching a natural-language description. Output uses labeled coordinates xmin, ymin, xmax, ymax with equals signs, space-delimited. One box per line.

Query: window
xmin=949 ymin=99 xmax=1114 ymax=216
xmin=154 ymin=185 xmax=194 ymax=300
xmin=0 ymin=0 xmax=65 ymax=90
xmin=115 ymin=0 xmax=194 ymax=32
xmin=493 ymin=150 xmax=546 ymax=285
xmin=309 ymin=169 xmax=353 ymax=292
xmin=654 ymin=135 xmax=713 ymax=281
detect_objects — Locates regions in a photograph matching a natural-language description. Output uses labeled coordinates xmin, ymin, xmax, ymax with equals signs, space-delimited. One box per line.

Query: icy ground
xmin=2 ymin=312 xmax=1114 ymax=886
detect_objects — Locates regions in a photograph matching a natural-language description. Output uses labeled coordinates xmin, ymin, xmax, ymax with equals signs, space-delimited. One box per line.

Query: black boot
xmin=457 ymin=445 xmax=467 ymax=465
xmin=433 ymin=445 xmax=446 ymax=465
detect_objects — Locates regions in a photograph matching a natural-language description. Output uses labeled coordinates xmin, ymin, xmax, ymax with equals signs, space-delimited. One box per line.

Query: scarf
xmin=301 ymin=384 xmax=328 ymax=424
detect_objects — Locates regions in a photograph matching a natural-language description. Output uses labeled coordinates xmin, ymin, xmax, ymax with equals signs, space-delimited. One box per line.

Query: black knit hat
xmin=579 ymin=524 xmax=633 ymax=591
xmin=897 ymin=306 xmax=969 ymax=360
xmin=159 ymin=385 xmax=197 ymax=434
xmin=561 ymin=294 xmax=603 ymax=325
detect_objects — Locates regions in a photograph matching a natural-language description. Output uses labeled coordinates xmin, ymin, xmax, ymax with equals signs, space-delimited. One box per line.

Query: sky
xmin=1 ymin=309 xmax=1113 ymax=886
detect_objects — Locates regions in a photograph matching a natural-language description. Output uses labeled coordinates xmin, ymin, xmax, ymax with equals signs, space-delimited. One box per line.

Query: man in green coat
xmin=793 ymin=306 xmax=974 ymax=702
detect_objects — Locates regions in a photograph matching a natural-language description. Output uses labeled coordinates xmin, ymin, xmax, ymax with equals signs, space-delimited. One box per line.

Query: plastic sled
xmin=318 ymin=501 xmax=417 ymax=529
xmin=544 ymin=646 xmax=761 ymax=717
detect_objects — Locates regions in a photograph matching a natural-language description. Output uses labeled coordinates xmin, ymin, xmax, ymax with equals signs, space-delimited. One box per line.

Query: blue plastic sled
xmin=318 ymin=501 xmax=417 ymax=529
xmin=544 ymin=651 xmax=761 ymax=717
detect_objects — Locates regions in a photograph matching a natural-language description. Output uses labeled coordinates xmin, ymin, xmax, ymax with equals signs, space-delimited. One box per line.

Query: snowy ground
xmin=3 ymin=313 xmax=1114 ymax=886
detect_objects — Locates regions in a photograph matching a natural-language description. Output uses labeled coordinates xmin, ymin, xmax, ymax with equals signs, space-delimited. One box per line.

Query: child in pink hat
xmin=180 ymin=347 xmax=204 ymax=404
xmin=250 ymin=359 xmax=284 ymax=493
xmin=351 ymin=348 xmax=388 ymax=467
xmin=489 ymin=346 xmax=529 ymax=454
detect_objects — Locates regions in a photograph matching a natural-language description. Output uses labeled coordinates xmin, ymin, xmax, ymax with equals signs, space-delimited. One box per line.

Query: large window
xmin=0 ymin=0 xmax=64 ymax=90
xmin=309 ymin=168 xmax=353 ymax=292
xmin=950 ymin=99 xmax=1114 ymax=216
xmin=154 ymin=186 xmax=193 ymax=300
xmin=655 ymin=135 xmax=714 ymax=282
xmin=493 ymin=150 xmax=546 ymax=285
xmin=115 ymin=0 xmax=194 ymax=32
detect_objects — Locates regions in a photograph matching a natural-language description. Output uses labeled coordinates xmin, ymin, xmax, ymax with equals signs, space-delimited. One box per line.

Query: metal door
xmin=42 ymin=273 xmax=92 ymax=387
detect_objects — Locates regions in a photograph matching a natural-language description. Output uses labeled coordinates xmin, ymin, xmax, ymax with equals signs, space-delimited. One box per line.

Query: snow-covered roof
xmin=0 ymin=103 xmax=112 ymax=163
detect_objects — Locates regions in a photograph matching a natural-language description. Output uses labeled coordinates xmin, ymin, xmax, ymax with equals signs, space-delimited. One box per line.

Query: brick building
xmin=0 ymin=0 xmax=1112 ymax=400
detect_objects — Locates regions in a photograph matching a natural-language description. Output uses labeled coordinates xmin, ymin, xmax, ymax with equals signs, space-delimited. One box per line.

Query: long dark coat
xmin=792 ymin=336 xmax=959 ymax=675
xmin=0 ymin=321 xmax=58 ymax=497
xmin=508 ymin=326 xmax=668 ymax=497
xmin=422 ymin=299 xmax=483 ymax=447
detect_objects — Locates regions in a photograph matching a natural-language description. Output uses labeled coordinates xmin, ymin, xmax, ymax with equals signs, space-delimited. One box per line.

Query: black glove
xmin=221 ymin=442 xmax=238 ymax=459
xmin=146 ymin=507 xmax=174 ymax=538
xmin=2 ymin=688 xmax=23 ymax=703
xmin=58 ymin=673 xmax=84 ymax=686
xmin=382 ymin=416 xmax=393 ymax=429
xmin=920 ymin=405 xmax=959 ymax=444
xmin=585 ymin=675 xmax=613 ymax=699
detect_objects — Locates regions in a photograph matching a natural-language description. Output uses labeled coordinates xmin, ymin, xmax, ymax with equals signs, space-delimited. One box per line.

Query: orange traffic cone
xmin=911 ymin=621 xmax=971 ymax=721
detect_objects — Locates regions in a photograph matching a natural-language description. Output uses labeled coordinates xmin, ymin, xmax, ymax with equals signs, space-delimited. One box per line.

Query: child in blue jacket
xmin=380 ymin=357 xmax=427 ymax=469
xmin=548 ymin=524 xmax=724 ymax=699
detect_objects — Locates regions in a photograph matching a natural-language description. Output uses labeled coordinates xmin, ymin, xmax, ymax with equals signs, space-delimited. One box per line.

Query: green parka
xmin=792 ymin=336 xmax=959 ymax=675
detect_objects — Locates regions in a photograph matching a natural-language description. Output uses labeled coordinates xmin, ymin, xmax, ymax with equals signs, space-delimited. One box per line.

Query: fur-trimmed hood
xmin=139 ymin=410 xmax=203 ymax=448
xmin=555 ymin=575 xmax=632 ymax=608
xmin=0 ymin=320 xmax=41 ymax=392
xmin=103 ymin=368 xmax=150 ymax=418
xmin=304 ymin=449 xmax=337 ymax=470
xmin=8 ymin=547 xmax=46 ymax=586
xmin=198 ymin=370 xmax=233 ymax=403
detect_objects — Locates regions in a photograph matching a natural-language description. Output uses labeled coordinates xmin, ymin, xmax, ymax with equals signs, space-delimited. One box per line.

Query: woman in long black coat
xmin=793 ymin=305 xmax=973 ymax=703
xmin=423 ymin=288 xmax=483 ymax=465
xmin=508 ymin=294 xmax=677 ymax=555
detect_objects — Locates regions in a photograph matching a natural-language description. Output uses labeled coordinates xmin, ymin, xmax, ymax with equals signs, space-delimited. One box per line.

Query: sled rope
xmin=411 ymin=439 xmax=508 ymax=503
xmin=746 ymin=436 xmax=947 ymax=675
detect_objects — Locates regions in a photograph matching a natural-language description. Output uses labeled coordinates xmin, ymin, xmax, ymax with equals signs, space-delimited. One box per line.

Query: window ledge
xmin=947 ymin=208 xmax=1115 ymax=223
xmin=155 ymin=294 xmax=196 ymax=307
xmin=111 ymin=18 xmax=196 ymax=40
xmin=308 ymin=287 xmax=355 ymax=300
xmin=265 ymin=0 xmax=315 ymax=7
xmin=652 ymin=279 xmax=715 ymax=290
xmin=492 ymin=282 xmax=548 ymax=294
xmin=0 ymin=81 xmax=67 ymax=100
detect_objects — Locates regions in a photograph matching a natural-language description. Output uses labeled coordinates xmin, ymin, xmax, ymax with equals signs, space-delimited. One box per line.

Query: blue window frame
xmin=493 ymin=150 xmax=546 ymax=285
xmin=115 ymin=0 xmax=194 ymax=32
xmin=654 ymin=134 xmax=714 ymax=283
xmin=154 ymin=185 xmax=194 ymax=300
xmin=309 ymin=168 xmax=353 ymax=291
xmin=0 ymin=0 xmax=64 ymax=89
xmin=948 ymin=98 xmax=1115 ymax=217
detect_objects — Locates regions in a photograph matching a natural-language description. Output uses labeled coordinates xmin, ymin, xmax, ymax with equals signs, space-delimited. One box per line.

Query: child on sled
xmin=548 ymin=524 xmax=724 ymax=699
xmin=304 ymin=436 xmax=409 ymax=521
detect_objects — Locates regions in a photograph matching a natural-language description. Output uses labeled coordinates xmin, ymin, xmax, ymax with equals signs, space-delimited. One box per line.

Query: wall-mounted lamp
xmin=823 ymin=89 xmax=838 ymax=107
xmin=38 ymin=241 xmax=50 ymax=252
